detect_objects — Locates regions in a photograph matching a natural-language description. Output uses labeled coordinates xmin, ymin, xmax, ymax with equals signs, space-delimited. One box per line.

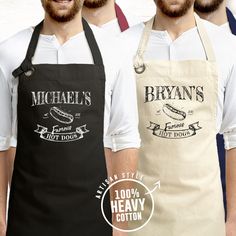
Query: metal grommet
xmin=24 ymin=67 xmax=35 ymax=78
xmin=134 ymin=64 xmax=146 ymax=74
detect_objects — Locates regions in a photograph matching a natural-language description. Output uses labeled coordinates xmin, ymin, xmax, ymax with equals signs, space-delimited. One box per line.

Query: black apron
xmin=7 ymin=19 xmax=112 ymax=236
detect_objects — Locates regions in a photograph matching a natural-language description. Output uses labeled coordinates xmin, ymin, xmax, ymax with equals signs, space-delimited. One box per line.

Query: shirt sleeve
xmin=104 ymin=54 xmax=141 ymax=152
xmin=0 ymin=67 xmax=12 ymax=151
xmin=221 ymin=63 xmax=236 ymax=150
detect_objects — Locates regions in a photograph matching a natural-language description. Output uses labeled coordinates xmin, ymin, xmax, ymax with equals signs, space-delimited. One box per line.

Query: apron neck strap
xmin=134 ymin=17 xmax=154 ymax=70
xmin=25 ymin=21 xmax=43 ymax=64
xmin=82 ymin=18 xmax=104 ymax=65
xmin=195 ymin=13 xmax=216 ymax=61
xmin=115 ymin=3 xmax=129 ymax=32
xmin=134 ymin=13 xmax=216 ymax=70
xmin=13 ymin=18 xmax=103 ymax=78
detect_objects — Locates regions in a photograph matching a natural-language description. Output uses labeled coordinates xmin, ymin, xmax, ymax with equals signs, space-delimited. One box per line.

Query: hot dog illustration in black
xmin=162 ymin=104 xmax=187 ymax=121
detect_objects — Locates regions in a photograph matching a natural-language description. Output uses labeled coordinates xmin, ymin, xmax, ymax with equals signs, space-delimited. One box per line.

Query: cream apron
xmin=129 ymin=15 xmax=225 ymax=236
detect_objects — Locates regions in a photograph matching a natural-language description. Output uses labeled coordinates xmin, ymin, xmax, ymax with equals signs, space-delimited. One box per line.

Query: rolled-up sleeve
xmin=105 ymin=56 xmax=140 ymax=152
xmin=0 ymin=67 xmax=12 ymax=151
xmin=221 ymin=63 xmax=236 ymax=150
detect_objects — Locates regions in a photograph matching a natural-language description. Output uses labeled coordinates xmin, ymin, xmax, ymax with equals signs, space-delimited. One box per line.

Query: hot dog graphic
xmin=162 ymin=104 xmax=186 ymax=121
xmin=50 ymin=107 xmax=74 ymax=124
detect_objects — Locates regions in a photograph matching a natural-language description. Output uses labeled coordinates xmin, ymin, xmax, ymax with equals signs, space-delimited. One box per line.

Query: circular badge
xmin=101 ymin=178 xmax=155 ymax=233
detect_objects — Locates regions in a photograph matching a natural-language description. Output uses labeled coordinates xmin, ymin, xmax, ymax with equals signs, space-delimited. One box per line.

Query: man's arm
xmin=220 ymin=56 xmax=236 ymax=235
xmin=6 ymin=148 xmax=16 ymax=186
xmin=105 ymin=148 xmax=138 ymax=176
xmin=105 ymin=147 xmax=138 ymax=199
xmin=105 ymin=148 xmax=113 ymax=180
xmin=103 ymin=39 xmax=140 ymax=235
xmin=226 ymin=148 xmax=236 ymax=236
xmin=0 ymin=151 xmax=8 ymax=236
xmin=105 ymin=148 xmax=138 ymax=236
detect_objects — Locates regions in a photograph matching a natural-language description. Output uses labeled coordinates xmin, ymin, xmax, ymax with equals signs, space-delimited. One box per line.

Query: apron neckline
xmin=134 ymin=13 xmax=216 ymax=73
xmin=13 ymin=18 xmax=104 ymax=78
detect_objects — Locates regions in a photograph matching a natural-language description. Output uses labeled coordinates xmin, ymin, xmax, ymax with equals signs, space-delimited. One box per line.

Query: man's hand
xmin=226 ymin=219 xmax=236 ymax=236
xmin=113 ymin=228 xmax=127 ymax=236
xmin=0 ymin=223 xmax=6 ymax=236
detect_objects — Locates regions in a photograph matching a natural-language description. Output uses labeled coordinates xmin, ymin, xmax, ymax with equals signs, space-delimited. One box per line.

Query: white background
xmin=0 ymin=0 xmax=235 ymax=42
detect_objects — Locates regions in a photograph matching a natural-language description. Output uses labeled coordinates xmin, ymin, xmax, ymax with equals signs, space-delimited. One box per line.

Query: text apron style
xmin=6 ymin=19 xmax=112 ymax=236
xmin=130 ymin=14 xmax=225 ymax=236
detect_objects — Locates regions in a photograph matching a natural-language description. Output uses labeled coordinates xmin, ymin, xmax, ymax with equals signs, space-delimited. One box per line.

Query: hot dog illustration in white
xmin=34 ymin=105 xmax=89 ymax=143
xmin=50 ymin=107 xmax=74 ymax=124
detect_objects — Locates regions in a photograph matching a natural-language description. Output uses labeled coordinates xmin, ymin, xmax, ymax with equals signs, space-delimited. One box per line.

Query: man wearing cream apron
xmin=124 ymin=0 xmax=236 ymax=235
xmin=195 ymin=0 xmax=236 ymax=213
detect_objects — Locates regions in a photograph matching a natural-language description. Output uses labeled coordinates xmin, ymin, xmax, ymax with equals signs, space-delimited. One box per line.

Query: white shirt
xmin=221 ymin=22 xmax=232 ymax=33
xmin=227 ymin=0 xmax=236 ymax=17
xmin=0 ymin=25 xmax=140 ymax=151
xmin=116 ymin=0 xmax=156 ymax=22
xmin=100 ymin=19 xmax=123 ymax=36
xmin=121 ymin=18 xmax=236 ymax=150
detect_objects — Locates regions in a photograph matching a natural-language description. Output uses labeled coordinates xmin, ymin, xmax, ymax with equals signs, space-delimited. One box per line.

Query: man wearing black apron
xmin=195 ymin=0 xmax=236 ymax=219
xmin=0 ymin=0 xmax=140 ymax=235
xmin=82 ymin=0 xmax=141 ymax=35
